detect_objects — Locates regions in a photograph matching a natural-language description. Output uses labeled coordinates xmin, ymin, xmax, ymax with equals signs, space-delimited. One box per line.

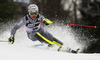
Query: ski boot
xmin=52 ymin=37 xmax=63 ymax=51
xmin=71 ymin=48 xmax=80 ymax=53
xmin=65 ymin=48 xmax=80 ymax=53
xmin=48 ymin=44 xmax=53 ymax=47
xmin=57 ymin=46 xmax=62 ymax=51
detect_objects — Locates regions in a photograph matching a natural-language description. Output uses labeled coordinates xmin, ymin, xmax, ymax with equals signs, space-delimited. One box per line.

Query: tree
xmin=0 ymin=0 xmax=19 ymax=22
xmin=80 ymin=0 xmax=100 ymax=53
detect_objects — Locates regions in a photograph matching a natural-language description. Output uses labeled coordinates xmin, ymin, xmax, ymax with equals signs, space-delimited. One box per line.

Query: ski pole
xmin=53 ymin=22 xmax=64 ymax=24
xmin=0 ymin=40 xmax=8 ymax=42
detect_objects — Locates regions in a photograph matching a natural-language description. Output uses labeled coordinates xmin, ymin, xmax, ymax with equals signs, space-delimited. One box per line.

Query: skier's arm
xmin=11 ymin=18 xmax=24 ymax=36
xmin=8 ymin=18 xmax=24 ymax=44
xmin=42 ymin=18 xmax=54 ymax=26
xmin=41 ymin=15 xmax=54 ymax=26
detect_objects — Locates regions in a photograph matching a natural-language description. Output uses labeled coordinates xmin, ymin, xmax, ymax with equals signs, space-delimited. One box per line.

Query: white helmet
xmin=28 ymin=4 xmax=38 ymax=16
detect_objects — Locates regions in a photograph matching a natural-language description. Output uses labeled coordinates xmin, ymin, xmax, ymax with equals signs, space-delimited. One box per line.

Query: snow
xmin=0 ymin=22 xmax=100 ymax=60
xmin=0 ymin=43 xmax=100 ymax=60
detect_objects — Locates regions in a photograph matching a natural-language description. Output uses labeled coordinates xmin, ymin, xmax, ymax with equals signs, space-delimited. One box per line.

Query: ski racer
xmin=8 ymin=4 xmax=79 ymax=53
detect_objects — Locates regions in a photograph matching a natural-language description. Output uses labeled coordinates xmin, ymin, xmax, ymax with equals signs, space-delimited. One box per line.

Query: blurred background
xmin=0 ymin=0 xmax=100 ymax=53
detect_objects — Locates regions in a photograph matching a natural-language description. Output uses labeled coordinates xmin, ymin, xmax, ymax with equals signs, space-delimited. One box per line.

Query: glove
xmin=8 ymin=35 xmax=14 ymax=44
xmin=43 ymin=18 xmax=54 ymax=26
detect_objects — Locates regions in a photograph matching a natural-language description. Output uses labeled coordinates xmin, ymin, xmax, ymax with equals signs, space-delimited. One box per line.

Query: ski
xmin=32 ymin=43 xmax=80 ymax=54
xmin=33 ymin=44 xmax=44 ymax=47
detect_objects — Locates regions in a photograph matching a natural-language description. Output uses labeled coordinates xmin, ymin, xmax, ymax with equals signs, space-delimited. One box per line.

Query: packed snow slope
xmin=0 ymin=43 xmax=100 ymax=60
xmin=0 ymin=21 xmax=100 ymax=60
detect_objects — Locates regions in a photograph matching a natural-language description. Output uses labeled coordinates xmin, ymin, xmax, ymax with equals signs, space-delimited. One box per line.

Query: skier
xmin=8 ymin=4 xmax=79 ymax=53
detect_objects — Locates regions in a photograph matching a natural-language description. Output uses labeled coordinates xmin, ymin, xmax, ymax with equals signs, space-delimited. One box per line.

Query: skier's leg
xmin=52 ymin=37 xmax=63 ymax=51
xmin=26 ymin=27 xmax=54 ymax=43
xmin=52 ymin=37 xmax=63 ymax=47
xmin=35 ymin=32 xmax=54 ymax=45
xmin=38 ymin=27 xmax=54 ymax=41
xmin=34 ymin=32 xmax=64 ymax=51
xmin=35 ymin=27 xmax=63 ymax=47
xmin=27 ymin=32 xmax=37 ymax=41
xmin=51 ymin=37 xmax=79 ymax=53
xmin=33 ymin=27 xmax=79 ymax=53
xmin=34 ymin=27 xmax=54 ymax=43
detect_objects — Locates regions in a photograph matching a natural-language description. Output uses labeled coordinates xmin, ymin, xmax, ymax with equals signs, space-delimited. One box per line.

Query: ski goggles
xmin=29 ymin=12 xmax=38 ymax=16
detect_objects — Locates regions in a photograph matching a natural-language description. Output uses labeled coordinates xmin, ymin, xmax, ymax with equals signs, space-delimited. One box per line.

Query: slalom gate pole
xmin=67 ymin=23 xmax=96 ymax=28
xmin=53 ymin=22 xmax=96 ymax=28
xmin=0 ymin=40 xmax=8 ymax=42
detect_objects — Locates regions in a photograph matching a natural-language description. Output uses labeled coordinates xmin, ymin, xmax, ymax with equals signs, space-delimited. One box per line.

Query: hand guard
xmin=43 ymin=18 xmax=53 ymax=26
xmin=8 ymin=35 xmax=14 ymax=44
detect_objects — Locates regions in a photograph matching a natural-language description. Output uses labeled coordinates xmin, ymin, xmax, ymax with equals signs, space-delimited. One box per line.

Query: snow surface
xmin=0 ymin=22 xmax=100 ymax=60
xmin=0 ymin=43 xmax=100 ymax=60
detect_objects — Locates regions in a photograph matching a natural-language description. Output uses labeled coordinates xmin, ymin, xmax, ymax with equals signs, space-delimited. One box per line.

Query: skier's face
xmin=30 ymin=15 xmax=37 ymax=20
xmin=29 ymin=12 xmax=38 ymax=20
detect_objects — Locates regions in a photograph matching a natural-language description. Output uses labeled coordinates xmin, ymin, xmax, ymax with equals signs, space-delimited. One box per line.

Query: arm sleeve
xmin=11 ymin=18 xmax=24 ymax=36
xmin=41 ymin=15 xmax=45 ymax=21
